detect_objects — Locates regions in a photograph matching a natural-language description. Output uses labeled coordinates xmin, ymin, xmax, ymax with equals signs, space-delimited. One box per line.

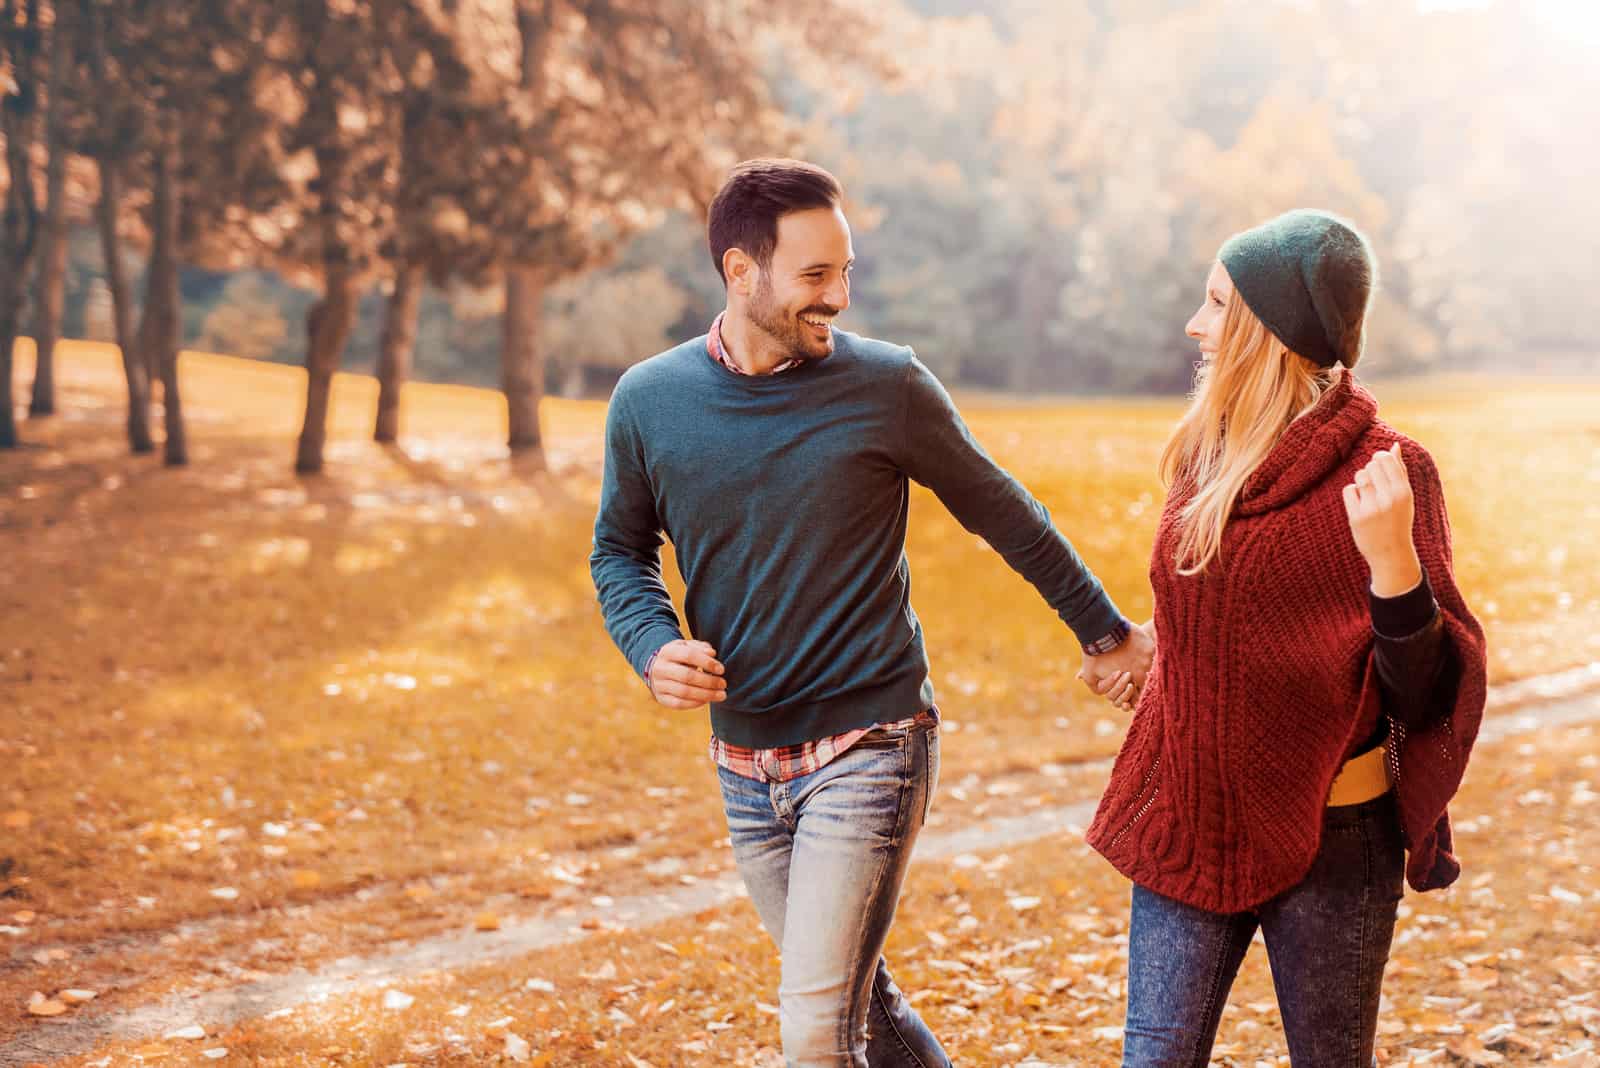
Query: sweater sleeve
xmin=1382 ymin=443 xmax=1489 ymax=893
xmin=1371 ymin=569 xmax=1453 ymax=731
xmin=893 ymin=353 xmax=1122 ymax=648
xmin=588 ymin=384 xmax=685 ymax=682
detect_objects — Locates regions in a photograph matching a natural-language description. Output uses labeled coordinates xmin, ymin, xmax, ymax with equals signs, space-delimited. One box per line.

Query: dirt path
xmin=5 ymin=666 xmax=1597 ymax=1067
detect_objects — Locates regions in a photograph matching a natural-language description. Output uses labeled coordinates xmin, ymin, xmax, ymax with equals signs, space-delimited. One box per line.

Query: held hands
xmin=1078 ymin=619 xmax=1155 ymax=712
xmin=1343 ymin=442 xmax=1423 ymax=597
xmin=647 ymin=639 xmax=728 ymax=709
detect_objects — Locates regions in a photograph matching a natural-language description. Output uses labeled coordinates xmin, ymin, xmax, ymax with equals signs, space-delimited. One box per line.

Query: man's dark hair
xmin=707 ymin=158 xmax=843 ymax=285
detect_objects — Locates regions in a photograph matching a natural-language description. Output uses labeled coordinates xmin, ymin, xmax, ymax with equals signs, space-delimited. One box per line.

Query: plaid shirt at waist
xmin=709 ymin=708 xmax=939 ymax=783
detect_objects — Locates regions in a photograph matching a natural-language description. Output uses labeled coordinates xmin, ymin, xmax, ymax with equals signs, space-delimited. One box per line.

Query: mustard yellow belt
xmin=1326 ymin=743 xmax=1392 ymax=807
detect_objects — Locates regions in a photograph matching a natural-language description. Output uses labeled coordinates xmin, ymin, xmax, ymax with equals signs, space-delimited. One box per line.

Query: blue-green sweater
xmin=589 ymin=329 xmax=1121 ymax=747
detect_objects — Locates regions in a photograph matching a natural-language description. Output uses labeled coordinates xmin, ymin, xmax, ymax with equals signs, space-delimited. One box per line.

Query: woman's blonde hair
xmin=1159 ymin=288 xmax=1338 ymax=575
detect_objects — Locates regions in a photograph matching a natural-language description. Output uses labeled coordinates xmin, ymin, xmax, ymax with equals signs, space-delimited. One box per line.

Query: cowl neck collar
xmin=1236 ymin=372 xmax=1378 ymax=517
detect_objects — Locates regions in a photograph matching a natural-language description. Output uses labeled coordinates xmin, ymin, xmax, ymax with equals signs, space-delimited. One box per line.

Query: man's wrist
xmin=1082 ymin=616 xmax=1133 ymax=657
xmin=636 ymin=627 xmax=684 ymax=692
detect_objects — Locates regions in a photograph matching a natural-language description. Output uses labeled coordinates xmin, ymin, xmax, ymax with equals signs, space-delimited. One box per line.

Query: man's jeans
xmin=1122 ymin=793 xmax=1406 ymax=1068
xmin=718 ymin=718 xmax=952 ymax=1068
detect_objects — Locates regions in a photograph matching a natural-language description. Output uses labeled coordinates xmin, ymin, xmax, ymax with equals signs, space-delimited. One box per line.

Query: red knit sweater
xmin=1086 ymin=373 xmax=1487 ymax=912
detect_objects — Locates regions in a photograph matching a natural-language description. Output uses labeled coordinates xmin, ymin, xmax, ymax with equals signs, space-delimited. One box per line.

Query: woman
xmin=1084 ymin=210 xmax=1488 ymax=1066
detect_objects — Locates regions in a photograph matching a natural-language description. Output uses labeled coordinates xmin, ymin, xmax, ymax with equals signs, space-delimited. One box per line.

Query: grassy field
xmin=3 ymin=341 xmax=1599 ymax=1064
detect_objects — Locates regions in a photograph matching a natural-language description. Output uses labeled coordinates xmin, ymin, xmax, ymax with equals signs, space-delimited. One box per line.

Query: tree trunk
xmin=502 ymin=264 xmax=545 ymax=460
xmin=0 ymin=0 xmax=43 ymax=449
xmin=0 ymin=309 xmax=20 ymax=451
xmin=1010 ymin=241 xmax=1059 ymax=393
xmin=295 ymin=268 xmax=359 ymax=474
xmin=294 ymin=124 xmax=360 ymax=476
xmin=374 ymin=260 xmax=422 ymax=444
xmin=84 ymin=0 xmax=150 ymax=453
xmin=27 ymin=3 xmax=70 ymax=419
xmin=500 ymin=3 xmax=552 ymax=464
xmin=0 ymin=290 xmax=24 ymax=452
xmin=97 ymin=159 xmax=152 ymax=453
xmin=136 ymin=124 xmax=185 ymax=466
xmin=28 ymin=173 xmax=66 ymax=419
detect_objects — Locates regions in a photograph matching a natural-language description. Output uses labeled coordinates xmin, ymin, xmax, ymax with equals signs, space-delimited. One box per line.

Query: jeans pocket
xmin=852 ymin=725 xmax=912 ymax=750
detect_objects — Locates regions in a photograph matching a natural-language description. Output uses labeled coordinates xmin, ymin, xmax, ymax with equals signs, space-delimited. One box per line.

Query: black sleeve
xmin=1371 ymin=567 xmax=1455 ymax=730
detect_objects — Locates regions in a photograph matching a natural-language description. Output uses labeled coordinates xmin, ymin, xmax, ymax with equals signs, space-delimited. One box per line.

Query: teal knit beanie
xmin=1218 ymin=209 xmax=1376 ymax=369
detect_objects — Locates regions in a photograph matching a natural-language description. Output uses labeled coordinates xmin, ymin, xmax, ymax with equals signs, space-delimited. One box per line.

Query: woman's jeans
xmin=718 ymin=719 xmax=951 ymax=1068
xmin=1122 ymin=794 xmax=1406 ymax=1068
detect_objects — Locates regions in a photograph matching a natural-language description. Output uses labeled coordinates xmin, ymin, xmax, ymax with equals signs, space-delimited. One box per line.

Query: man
xmin=590 ymin=158 xmax=1152 ymax=1067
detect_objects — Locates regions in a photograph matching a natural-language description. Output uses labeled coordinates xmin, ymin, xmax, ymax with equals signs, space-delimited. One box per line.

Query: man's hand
xmin=647 ymin=639 xmax=728 ymax=709
xmin=1077 ymin=619 xmax=1155 ymax=711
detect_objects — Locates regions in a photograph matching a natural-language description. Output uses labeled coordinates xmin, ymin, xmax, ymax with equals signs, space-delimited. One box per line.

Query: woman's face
xmin=1185 ymin=260 xmax=1233 ymax=362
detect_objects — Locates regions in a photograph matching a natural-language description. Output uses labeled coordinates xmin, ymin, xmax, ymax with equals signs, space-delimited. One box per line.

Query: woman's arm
xmin=1371 ymin=570 xmax=1453 ymax=728
xmin=1345 ymin=442 xmax=1456 ymax=728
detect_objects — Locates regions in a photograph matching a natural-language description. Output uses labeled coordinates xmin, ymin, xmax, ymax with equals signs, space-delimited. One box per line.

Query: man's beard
xmin=749 ymin=275 xmax=834 ymax=362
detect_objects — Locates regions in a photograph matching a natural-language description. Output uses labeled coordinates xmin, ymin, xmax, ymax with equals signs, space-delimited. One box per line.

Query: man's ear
xmin=724 ymin=247 xmax=757 ymax=297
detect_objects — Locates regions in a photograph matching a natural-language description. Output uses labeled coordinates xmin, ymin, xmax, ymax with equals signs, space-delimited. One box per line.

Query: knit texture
xmin=590 ymin=328 xmax=1122 ymax=748
xmin=1086 ymin=373 xmax=1487 ymax=911
xmin=1219 ymin=209 xmax=1375 ymax=369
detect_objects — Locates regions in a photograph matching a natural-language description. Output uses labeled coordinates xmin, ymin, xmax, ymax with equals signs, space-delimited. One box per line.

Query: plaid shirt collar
xmin=707 ymin=312 xmax=804 ymax=376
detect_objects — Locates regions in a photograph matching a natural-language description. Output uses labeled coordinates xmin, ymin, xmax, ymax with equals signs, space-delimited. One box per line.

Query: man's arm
xmin=893 ymin=353 xmax=1141 ymax=673
xmin=589 ymin=385 xmax=688 ymax=681
xmin=589 ymin=386 xmax=729 ymax=709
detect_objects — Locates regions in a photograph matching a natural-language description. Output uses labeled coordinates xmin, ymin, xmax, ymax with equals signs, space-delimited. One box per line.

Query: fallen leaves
xmin=1448 ymin=1038 xmax=1506 ymax=1066
xmin=26 ymin=993 xmax=66 ymax=1017
xmin=381 ymin=989 xmax=414 ymax=1011
xmin=504 ymin=1030 xmax=531 ymax=1061
xmin=4 ymin=362 xmax=1600 ymax=1067
xmin=24 ymin=986 xmax=96 ymax=1018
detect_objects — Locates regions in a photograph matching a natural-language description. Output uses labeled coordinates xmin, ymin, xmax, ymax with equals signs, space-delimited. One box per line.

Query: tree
xmin=197 ymin=274 xmax=289 ymax=360
xmin=79 ymin=0 xmax=151 ymax=451
xmin=373 ymin=1 xmax=504 ymax=444
xmin=26 ymin=0 xmax=71 ymax=418
xmin=485 ymin=0 xmax=876 ymax=465
xmin=542 ymin=266 xmax=689 ymax=394
xmin=269 ymin=0 xmax=405 ymax=475
xmin=0 ymin=0 xmax=43 ymax=450
xmin=136 ymin=109 xmax=184 ymax=464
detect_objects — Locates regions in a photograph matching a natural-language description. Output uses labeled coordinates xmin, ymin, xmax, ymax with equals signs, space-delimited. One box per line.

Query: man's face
xmin=746 ymin=206 xmax=854 ymax=361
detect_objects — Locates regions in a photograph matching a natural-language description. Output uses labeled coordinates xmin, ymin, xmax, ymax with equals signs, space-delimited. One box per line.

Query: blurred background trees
xmin=2 ymin=0 xmax=1597 ymax=470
